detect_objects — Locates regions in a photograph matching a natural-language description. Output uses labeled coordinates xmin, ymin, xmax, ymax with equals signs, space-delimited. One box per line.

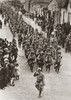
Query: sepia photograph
xmin=0 ymin=0 xmax=71 ymax=100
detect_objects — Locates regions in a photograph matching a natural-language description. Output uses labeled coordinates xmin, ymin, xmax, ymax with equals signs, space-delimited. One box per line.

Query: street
xmin=0 ymin=15 xmax=71 ymax=100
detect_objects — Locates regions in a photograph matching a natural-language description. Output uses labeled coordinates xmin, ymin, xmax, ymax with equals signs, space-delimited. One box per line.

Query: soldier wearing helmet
xmin=34 ymin=68 xmax=45 ymax=97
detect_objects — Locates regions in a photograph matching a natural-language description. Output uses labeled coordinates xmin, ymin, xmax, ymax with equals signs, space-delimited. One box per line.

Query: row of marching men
xmin=2 ymin=6 xmax=71 ymax=55
xmin=18 ymin=23 xmax=62 ymax=73
xmin=0 ymin=38 xmax=20 ymax=89
xmin=0 ymin=5 xmax=62 ymax=73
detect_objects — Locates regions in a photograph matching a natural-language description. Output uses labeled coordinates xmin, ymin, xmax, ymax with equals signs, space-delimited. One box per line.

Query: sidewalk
xmin=0 ymin=15 xmax=13 ymax=41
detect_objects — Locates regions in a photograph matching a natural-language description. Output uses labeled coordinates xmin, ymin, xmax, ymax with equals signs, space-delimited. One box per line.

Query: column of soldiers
xmin=0 ymin=4 xmax=62 ymax=74
xmin=20 ymin=25 xmax=62 ymax=73
xmin=1 ymin=4 xmax=71 ymax=54
xmin=0 ymin=4 xmax=63 ymax=91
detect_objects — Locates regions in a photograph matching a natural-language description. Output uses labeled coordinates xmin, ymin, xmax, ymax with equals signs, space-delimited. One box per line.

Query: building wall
xmin=30 ymin=3 xmax=48 ymax=16
xmin=24 ymin=0 xmax=32 ymax=12
xmin=24 ymin=0 xmax=29 ymax=12
xmin=48 ymin=0 xmax=60 ymax=25
xmin=55 ymin=10 xmax=61 ymax=25
xmin=67 ymin=3 xmax=71 ymax=24
xmin=48 ymin=0 xmax=59 ymax=15
xmin=61 ymin=8 xmax=67 ymax=24
xmin=61 ymin=3 xmax=71 ymax=25
xmin=30 ymin=4 xmax=40 ymax=14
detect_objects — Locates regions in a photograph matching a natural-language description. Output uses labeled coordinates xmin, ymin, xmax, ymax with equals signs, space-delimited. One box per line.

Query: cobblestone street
xmin=0 ymin=15 xmax=71 ymax=100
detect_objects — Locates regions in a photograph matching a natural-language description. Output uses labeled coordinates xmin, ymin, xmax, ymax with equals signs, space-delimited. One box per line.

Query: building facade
xmin=61 ymin=0 xmax=71 ymax=24
xmin=30 ymin=0 xmax=51 ymax=20
xmin=23 ymin=0 xmax=71 ymax=25
xmin=30 ymin=3 xmax=48 ymax=16
xmin=24 ymin=0 xmax=32 ymax=12
xmin=48 ymin=0 xmax=61 ymax=25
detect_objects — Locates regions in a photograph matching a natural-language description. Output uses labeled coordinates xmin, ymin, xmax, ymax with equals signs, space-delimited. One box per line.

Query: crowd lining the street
xmin=0 ymin=4 xmax=21 ymax=89
xmin=0 ymin=37 xmax=19 ymax=89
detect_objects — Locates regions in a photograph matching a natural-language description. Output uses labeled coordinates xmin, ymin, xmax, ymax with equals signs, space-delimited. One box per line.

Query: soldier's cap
xmin=40 ymin=51 xmax=44 ymax=54
xmin=10 ymin=63 xmax=14 ymax=67
xmin=13 ymin=43 xmax=16 ymax=46
xmin=57 ymin=46 xmax=61 ymax=49
xmin=4 ymin=48 xmax=8 ymax=51
xmin=3 ymin=55 xmax=9 ymax=58
xmin=37 ymin=68 xmax=42 ymax=72
xmin=4 ymin=61 xmax=9 ymax=64
xmin=47 ymin=52 xmax=51 ymax=55
xmin=50 ymin=46 xmax=53 ymax=48
xmin=31 ymin=51 xmax=35 ymax=53
xmin=57 ymin=52 xmax=61 ymax=54
xmin=4 ymin=58 xmax=9 ymax=62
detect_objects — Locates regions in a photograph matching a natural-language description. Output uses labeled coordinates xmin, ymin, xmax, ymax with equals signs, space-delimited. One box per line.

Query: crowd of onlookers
xmin=0 ymin=37 xmax=19 ymax=89
xmin=56 ymin=23 xmax=71 ymax=53
xmin=0 ymin=4 xmax=20 ymax=89
xmin=49 ymin=23 xmax=71 ymax=53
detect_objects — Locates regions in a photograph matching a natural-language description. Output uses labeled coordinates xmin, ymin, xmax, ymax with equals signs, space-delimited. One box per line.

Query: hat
xmin=10 ymin=63 xmax=14 ymax=67
xmin=4 ymin=48 xmax=8 ymax=51
xmin=4 ymin=58 xmax=9 ymax=62
xmin=40 ymin=51 xmax=44 ymax=54
xmin=51 ymin=31 xmax=55 ymax=35
xmin=37 ymin=68 xmax=42 ymax=72
xmin=57 ymin=51 xmax=61 ymax=54
xmin=3 ymin=54 xmax=9 ymax=58
xmin=57 ymin=46 xmax=61 ymax=49
xmin=47 ymin=52 xmax=51 ymax=55
xmin=31 ymin=50 xmax=35 ymax=53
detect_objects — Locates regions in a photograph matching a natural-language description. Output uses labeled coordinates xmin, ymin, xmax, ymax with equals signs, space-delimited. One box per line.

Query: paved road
xmin=0 ymin=15 xmax=71 ymax=100
xmin=0 ymin=15 xmax=13 ymax=41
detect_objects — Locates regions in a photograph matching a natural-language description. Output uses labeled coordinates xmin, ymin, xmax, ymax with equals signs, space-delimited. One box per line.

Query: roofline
xmin=31 ymin=0 xmax=52 ymax=5
xmin=56 ymin=0 xmax=69 ymax=8
xmin=32 ymin=2 xmax=49 ymax=4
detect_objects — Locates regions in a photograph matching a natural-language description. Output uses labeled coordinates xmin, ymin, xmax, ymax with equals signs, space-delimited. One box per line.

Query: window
xmin=63 ymin=11 xmax=65 ymax=23
xmin=68 ymin=13 xmax=71 ymax=23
